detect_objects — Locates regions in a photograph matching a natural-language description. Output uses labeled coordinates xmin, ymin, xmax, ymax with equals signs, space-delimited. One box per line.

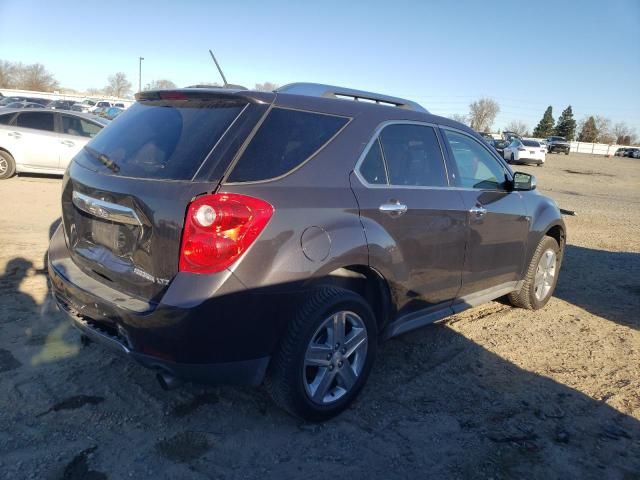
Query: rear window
xmin=522 ymin=140 xmax=540 ymax=147
xmin=76 ymin=99 xmax=246 ymax=180
xmin=228 ymin=108 xmax=349 ymax=182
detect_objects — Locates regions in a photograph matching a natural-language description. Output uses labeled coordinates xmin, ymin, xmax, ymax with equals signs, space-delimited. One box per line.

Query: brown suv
xmin=48 ymin=83 xmax=566 ymax=420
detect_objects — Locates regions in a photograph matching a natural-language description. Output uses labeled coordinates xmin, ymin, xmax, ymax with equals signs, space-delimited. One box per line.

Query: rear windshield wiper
xmin=84 ymin=146 xmax=120 ymax=173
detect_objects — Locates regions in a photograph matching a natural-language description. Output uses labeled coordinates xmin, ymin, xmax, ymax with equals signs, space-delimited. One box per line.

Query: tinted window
xmin=0 ymin=113 xmax=14 ymax=125
xmin=379 ymin=124 xmax=447 ymax=187
xmin=229 ymin=108 xmax=348 ymax=182
xmin=359 ymin=139 xmax=387 ymax=184
xmin=75 ymin=99 xmax=245 ymax=180
xmin=522 ymin=140 xmax=540 ymax=147
xmin=444 ymin=130 xmax=507 ymax=190
xmin=16 ymin=112 xmax=54 ymax=131
xmin=61 ymin=115 xmax=103 ymax=138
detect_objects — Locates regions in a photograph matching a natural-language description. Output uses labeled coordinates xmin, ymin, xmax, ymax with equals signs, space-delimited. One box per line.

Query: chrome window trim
xmin=353 ymin=120 xmax=451 ymax=190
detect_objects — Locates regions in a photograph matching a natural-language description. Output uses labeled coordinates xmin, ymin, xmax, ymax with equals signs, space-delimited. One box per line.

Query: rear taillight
xmin=179 ymin=193 xmax=273 ymax=274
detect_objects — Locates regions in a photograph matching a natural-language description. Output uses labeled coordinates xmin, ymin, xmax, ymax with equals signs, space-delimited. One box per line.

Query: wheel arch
xmin=306 ymin=265 xmax=394 ymax=334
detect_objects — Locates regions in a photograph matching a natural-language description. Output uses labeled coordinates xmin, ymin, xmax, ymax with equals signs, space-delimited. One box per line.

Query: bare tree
xmin=449 ymin=113 xmax=469 ymax=126
xmin=14 ymin=63 xmax=59 ymax=91
xmin=504 ymin=120 xmax=529 ymax=137
xmin=613 ymin=122 xmax=637 ymax=145
xmin=594 ymin=115 xmax=614 ymax=144
xmin=86 ymin=87 xmax=103 ymax=96
xmin=468 ymin=98 xmax=500 ymax=132
xmin=104 ymin=72 xmax=132 ymax=98
xmin=254 ymin=82 xmax=279 ymax=92
xmin=144 ymin=79 xmax=177 ymax=91
xmin=0 ymin=60 xmax=18 ymax=88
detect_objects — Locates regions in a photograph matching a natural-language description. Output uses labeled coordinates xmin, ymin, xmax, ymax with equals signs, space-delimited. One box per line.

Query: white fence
xmin=569 ymin=142 xmax=632 ymax=156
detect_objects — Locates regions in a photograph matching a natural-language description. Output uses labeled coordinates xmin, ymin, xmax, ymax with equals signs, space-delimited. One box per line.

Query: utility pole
xmin=138 ymin=56 xmax=144 ymax=93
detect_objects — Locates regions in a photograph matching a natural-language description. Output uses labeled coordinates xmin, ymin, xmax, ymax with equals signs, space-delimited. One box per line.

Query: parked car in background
xmin=71 ymin=99 xmax=97 ymax=113
xmin=614 ymin=147 xmax=630 ymax=157
xmin=4 ymin=101 xmax=48 ymax=109
xmin=47 ymin=83 xmax=566 ymax=420
xmin=113 ymin=103 xmax=126 ymax=108
xmin=491 ymin=139 xmax=509 ymax=157
xmin=0 ymin=96 xmax=49 ymax=107
xmin=503 ymin=139 xmax=546 ymax=166
xmin=546 ymin=136 xmax=570 ymax=154
xmin=48 ymin=100 xmax=77 ymax=110
xmin=90 ymin=100 xmax=114 ymax=112
xmin=92 ymin=106 xmax=110 ymax=117
xmin=103 ymin=107 xmax=124 ymax=120
xmin=625 ymin=148 xmax=640 ymax=158
xmin=479 ymin=132 xmax=494 ymax=143
xmin=502 ymin=131 xmax=521 ymax=142
xmin=0 ymin=108 xmax=108 ymax=179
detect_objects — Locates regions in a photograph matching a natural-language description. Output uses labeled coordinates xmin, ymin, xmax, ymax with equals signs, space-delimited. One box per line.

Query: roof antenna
xmin=209 ymin=49 xmax=228 ymax=87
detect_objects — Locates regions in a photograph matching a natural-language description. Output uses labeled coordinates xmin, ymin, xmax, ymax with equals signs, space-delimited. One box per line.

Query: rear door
xmin=62 ymin=93 xmax=264 ymax=301
xmin=441 ymin=128 xmax=529 ymax=298
xmin=10 ymin=111 xmax=60 ymax=169
xmin=351 ymin=122 xmax=467 ymax=316
xmin=58 ymin=113 xmax=104 ymax=169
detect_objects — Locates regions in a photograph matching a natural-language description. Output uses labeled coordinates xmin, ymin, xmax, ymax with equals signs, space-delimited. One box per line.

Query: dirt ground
xmin=0 ymin=153 xmax=638 ymax=480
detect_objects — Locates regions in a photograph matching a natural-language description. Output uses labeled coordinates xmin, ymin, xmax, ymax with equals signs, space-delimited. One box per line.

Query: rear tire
xmin=510 ymin=153 xmax=515 ymax=164
xmin=564 ymin=151 xmax=569 ymax=155
xmin=266 ymin=287 xmax=377 ymax=421
xmin=0 ymin=151 xmax=16 ymax=179
xmin=508 ymin=236 xmax=561 ymax=310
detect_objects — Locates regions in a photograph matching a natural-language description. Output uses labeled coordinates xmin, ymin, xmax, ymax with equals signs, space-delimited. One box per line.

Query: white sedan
xmin=503 ymin=139 xmax=546 ymax=166
xmin=0 ymin=108 xmax=109 ymax=179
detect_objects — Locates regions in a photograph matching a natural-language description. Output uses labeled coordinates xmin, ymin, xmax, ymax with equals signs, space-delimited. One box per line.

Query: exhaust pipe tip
xmin=156 ymin=371 xmax=182 ymax=391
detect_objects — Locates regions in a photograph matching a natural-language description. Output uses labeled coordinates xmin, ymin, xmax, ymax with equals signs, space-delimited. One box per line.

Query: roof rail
xmin=275 ymin=83 xmax=428 ymax=113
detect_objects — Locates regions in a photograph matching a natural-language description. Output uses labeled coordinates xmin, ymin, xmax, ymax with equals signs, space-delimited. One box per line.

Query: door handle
xmin=8 ymin=132 xmax=21 ymax=138
xmin=469 ymin=205 xmax=487 ymax=218
xmin=61 ymin=140 xmax=75 ymax=147
xmin=379 ymin=201 xmax=408 ymax=217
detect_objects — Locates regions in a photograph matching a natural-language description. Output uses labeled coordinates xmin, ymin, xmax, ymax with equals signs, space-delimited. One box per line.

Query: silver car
xmin=0 ymin=108 xmax=109 ymax=179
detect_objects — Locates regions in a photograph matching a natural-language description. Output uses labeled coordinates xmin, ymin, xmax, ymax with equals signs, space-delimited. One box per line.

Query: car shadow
xmin=0 ymin=256 xmax=638 ymax=478
xmin=554 ymin=245 xmax=639 ymax=330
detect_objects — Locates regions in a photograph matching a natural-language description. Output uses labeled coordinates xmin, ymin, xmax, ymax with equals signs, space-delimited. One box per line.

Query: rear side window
xmin=61 ymin=115 xmax=102 ymax=138
xmin=16 ymin=112 xmax=55 ymax=132
xmin=76 ymin=100 xmax=246 ymax=180
xmin=379 ymin=124 xmax=448 ymax=187
xmin=228 ymin=108 xmax=349 ymax=182
xmin=359 ymin=139 xmax=387 ymax=185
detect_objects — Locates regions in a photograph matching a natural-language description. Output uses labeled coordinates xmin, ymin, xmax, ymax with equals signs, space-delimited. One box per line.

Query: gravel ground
xmin=0 ymin=153 xmax=638 ymax=480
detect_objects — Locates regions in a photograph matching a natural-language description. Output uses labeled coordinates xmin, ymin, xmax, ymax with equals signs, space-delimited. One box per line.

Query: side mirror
xmin=512 ymin=172 xmax=536 ymax=191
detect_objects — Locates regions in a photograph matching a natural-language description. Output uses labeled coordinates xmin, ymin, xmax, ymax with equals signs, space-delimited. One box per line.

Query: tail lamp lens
xmin=179 ymin=193 xmax=273 ymax=274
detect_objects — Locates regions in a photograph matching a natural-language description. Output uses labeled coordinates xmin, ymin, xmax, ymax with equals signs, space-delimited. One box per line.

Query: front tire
xmin=508 ymin=236 xmax=561 ymax=310
xmin=266 ymin=287 xmax=377 ymax=421
xmin=0 ymin=151 xmax=16 ymax=179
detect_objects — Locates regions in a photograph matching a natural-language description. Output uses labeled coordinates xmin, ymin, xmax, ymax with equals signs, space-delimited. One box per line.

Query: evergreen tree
xmin=532 ymin=106 xmax=554 ymax=138
xmin=554 ymin=106 xmax=577 ymax=140
xmin=578 ymin=116 xmax=598 ymax=142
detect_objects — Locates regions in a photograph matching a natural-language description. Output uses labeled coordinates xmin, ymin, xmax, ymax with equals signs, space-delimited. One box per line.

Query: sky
xmin=1 ymin=0 xmax=639 ymax=133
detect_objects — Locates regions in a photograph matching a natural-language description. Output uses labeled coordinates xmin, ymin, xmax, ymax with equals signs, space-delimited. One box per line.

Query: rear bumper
xmin=511 ymin=157 xmax=544 ymax=165
xmin=548 ymin=145 xmax=570 ymax=152
xmin=47 ymin=226 xmax=285 ymax=386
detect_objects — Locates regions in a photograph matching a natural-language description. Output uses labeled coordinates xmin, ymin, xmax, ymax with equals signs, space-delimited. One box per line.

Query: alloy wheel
xmin=303 ymin=310 xmax=368 ymax=404
xmin=534 ymin=249 xmax=557 ymax=301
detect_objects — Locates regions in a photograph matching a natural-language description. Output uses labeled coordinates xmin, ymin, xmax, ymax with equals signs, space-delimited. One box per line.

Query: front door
xmin=441 ymin=128 xmax=529 ymax=298
xmin=351 ymin=123 xmax=467 ymax=317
